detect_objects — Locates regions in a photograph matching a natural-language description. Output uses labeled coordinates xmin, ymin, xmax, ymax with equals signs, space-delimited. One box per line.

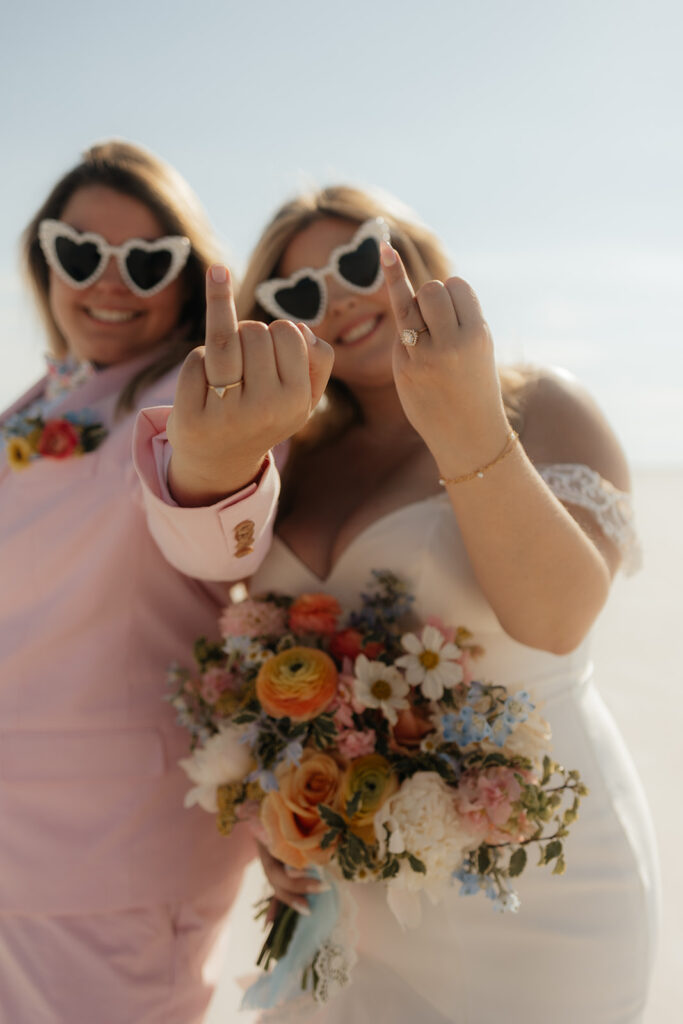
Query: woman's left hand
xmin=380 ymin=242 xmax=510 ymax=475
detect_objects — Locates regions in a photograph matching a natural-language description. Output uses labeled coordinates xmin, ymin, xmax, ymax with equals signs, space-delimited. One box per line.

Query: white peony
xmin=179 ymin=725 xmax=253 ymax=813
xmin=374 ymin=771 xmax=479 ymax=927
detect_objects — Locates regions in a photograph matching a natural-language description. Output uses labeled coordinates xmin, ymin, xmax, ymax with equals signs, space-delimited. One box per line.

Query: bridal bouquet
xmin=168 ymin=571 xmax=587 ymax=1010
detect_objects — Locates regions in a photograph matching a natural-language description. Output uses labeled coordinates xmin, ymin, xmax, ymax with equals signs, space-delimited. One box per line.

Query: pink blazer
xmin=0 ymin=357 xmax=278 ymax=914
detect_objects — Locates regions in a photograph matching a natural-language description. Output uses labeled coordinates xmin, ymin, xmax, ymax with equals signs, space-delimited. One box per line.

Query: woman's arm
xmin=381 ymin=244 xmax=628 ymax=654
xmin=133 ymin=265 xmax=333 ymax=582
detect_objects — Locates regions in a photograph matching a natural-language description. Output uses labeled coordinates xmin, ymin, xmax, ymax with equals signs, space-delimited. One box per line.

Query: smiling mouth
xmin=337 ymin=314 xmax=383 ymax=346
xmin=85 ymin=308 xmax=141 ymax=324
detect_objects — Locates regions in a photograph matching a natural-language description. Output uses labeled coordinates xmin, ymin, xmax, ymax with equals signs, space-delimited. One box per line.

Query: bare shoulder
xmin=517 ymin=367 xmax=631 ymax=493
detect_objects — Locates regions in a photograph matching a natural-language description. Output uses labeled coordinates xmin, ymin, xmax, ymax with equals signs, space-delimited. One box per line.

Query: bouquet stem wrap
xmin=241 ymin=878 xmax=341 ymax=1012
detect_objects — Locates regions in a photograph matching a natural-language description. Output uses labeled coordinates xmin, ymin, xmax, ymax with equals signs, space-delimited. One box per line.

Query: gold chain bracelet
xmin=438 ymin=430 xmax=519 ymax=486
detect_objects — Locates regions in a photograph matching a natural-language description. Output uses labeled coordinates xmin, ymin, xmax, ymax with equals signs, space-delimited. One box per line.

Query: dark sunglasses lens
xmin=55 ymin=236 xmax=101 ymax=283
xmin=273 ymin=276 xmax=321 ymax=320
xmin=338 ymin=237 xmax=380 ymax=288
xmin=126 ymin=248 xmax=173 ymax=291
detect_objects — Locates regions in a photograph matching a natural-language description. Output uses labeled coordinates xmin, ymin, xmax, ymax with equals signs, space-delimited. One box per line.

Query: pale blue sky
xmin=2 ymin=0 xmax=681 ymax=463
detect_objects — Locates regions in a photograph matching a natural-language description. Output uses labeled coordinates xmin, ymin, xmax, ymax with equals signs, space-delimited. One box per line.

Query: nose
xmin=94 ymin=254 xmax=128 ymax=291
xmin=325 ymin=275 xmax=358 ymax=317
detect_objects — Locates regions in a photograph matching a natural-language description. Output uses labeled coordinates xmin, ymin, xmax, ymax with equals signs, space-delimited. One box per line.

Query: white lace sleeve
xmin=537 ymin=463 xmax=642 ymax=575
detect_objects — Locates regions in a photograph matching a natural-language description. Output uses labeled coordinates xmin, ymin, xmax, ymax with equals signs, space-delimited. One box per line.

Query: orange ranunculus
xmin=338 ymin=754 xmax=399 ymax=845
xmin=261 ymin=750 xmax=343 ymax=868
xmin=37 ymin=419 xmax=81 ymax=459
xmin=288 ymin=593 xmax=341 ymax=635
xmin=329 ymin=628 xmax=385 ymax=662
xmin=256 ymin=646 xmax=338 ymax=722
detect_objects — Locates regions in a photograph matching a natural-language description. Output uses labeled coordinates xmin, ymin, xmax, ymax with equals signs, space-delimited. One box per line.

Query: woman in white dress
xmin=162 ymin=185 xmax=659 ymax=1022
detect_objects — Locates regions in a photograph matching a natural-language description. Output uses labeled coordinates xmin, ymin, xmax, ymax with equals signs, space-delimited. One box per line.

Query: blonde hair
xmin=22 ymin=139 xmax=223 ymax=412
xmin=239 ymin=184 xmax=527 ymax=433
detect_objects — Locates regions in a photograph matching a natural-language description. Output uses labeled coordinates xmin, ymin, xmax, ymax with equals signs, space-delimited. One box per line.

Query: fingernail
xmin=380 ymin=240 xmax=397 ymax=266
xmin=284 ymin=866 xmax=310 ymax=878
xmin=308 ymin=882 xmax=331 ymax=893
xmin=294 ymin=900 xmax=311 ymax=916
xmin=210 ymin=264 xmax=227 ymax=283
xmin=298 ymin=322 xmax=318 ymax=345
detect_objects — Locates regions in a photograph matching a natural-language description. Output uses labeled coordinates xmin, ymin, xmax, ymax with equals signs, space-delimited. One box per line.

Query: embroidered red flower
xmin=37 ymin=419 xmax=81 ymax=459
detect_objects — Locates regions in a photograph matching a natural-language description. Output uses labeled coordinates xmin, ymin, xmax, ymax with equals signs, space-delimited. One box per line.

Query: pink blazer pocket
xmin=0 ymin=729 xmax=166 ymax=782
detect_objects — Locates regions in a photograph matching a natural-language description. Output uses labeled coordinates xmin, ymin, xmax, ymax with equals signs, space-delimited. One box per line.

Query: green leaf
xmin=320 ymin=829 xmax=338 ymax=849
xmin=318 ymin=804 xmax=347 ymax=831
xmin=477 ymin=845 xmax=491 ymax=874
xmin=552 ymin=854 xmax=567 ymax=875
xmin=407 ymin=853 xmax=427 ymax=874
xmin=541 ymin=754 xmax=552 ymax=786
xmin=346 ymin=791 xmax=362 ymax=817
xmin=481 ymin=752 xmax=508 ymax=768
xmin=508 ymin=847 xmax=527 ymax=878
xmin=381 ymin=858 xmax=400 ymax=879
xmin=544 ymin=839 xmax=563 ymax=863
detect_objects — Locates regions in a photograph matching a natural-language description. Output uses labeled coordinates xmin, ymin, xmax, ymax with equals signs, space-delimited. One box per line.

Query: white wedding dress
xmin=244 ymin=465 xmax=659 ymax=1024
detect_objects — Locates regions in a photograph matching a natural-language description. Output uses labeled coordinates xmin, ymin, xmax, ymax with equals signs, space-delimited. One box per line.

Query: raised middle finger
xmin=203 ymin=264 xmax=243 ymax=399
xmin=379 ymin=241 xmax=427 ymax=349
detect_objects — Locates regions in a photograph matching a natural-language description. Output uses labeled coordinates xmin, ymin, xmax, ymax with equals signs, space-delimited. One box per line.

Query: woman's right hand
xmin=257 ymin=842 xmax=329 ymax=917
xmin=167 ymin=265 xmax=334 ymax=506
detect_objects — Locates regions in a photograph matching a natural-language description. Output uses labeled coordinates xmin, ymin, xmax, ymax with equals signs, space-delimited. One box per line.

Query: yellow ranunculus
xmin=338 ymin=754 xmax=399 ymax=844
xmin=6 ymin=436 xmax=33 ymax=470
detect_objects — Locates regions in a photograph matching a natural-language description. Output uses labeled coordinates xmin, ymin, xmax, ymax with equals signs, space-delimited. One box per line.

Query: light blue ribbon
xmin=241 ymin=879 xmax=340 ymax=1011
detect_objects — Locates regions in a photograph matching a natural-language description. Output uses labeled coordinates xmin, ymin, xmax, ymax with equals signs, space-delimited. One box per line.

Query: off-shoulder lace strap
xmin=538 ymin=463 xmax=642 ymax=574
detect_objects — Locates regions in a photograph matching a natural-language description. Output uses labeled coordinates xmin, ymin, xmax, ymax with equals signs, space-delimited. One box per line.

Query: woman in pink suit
xmin=0 ymin=141 xmax=332 ymax=1024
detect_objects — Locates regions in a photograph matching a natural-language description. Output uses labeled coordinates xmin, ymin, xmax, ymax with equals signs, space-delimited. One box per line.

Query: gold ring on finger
xmin=400 ymin=327 xmax=429 ymax=347
xmin=206 ymin=379 xmax=244 ymax=398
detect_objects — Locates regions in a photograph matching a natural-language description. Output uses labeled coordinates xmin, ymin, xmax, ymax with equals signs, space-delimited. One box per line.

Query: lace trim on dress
xmin=538 ymin=463 xmax=642 ymax=575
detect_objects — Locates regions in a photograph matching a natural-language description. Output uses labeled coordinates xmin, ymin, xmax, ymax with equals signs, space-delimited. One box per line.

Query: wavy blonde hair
xmin=22 ymin=139 xmax=223 ymax=412
xmin=238 ymin=184 xmax=527 ymax=434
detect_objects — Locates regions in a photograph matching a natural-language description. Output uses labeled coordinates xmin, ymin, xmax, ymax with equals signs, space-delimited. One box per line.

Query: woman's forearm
xmin=437 ymin=439 xmax=612 ymax=654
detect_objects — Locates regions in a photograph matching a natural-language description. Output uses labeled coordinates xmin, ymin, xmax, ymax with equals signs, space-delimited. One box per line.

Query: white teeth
xmin=87 ymin=308 xmax=137 ymax=323
xmin=340 ymin=317 xmax=378 ymax=344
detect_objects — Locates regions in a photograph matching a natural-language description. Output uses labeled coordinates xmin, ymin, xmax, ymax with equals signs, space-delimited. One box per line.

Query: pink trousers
xmin=0 ymin=883 xmax=235 ymax=1024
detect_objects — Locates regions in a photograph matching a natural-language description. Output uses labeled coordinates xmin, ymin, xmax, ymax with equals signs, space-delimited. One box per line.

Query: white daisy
xmin=396 ymin=625 xmax=463 ymax=701
xmin=352 ymin=654 xmax=410 ymax=725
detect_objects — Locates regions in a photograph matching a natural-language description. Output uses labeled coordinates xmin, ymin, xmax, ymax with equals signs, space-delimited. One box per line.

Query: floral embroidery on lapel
xmin=2 ymin=409 xmax=108 ymax=470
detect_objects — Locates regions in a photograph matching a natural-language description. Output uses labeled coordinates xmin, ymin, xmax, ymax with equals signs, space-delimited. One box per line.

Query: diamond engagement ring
xmin=206 ymin=379 xmax=244 ymax=398
xmin=400 ymin=327 xmax=428 ymax=347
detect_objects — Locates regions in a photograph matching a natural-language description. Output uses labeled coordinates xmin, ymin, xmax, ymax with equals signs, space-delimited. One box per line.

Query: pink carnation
xmin=200 ymin=667 xmax=238 ymax=703
xmin=219 ymin=599 xmax=287 ymax=639
xmin=454 ymin=766 xmax=534 ymax=844
xmin=424 ymin=615 xmax=456 ymax=645
xmin=337 ymin=673 xmax=367 ymax=715
xmin=337 ymin=728 xmax=377 ymax=759
xmin=332 ymin=701 xmax=355 ymax=731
